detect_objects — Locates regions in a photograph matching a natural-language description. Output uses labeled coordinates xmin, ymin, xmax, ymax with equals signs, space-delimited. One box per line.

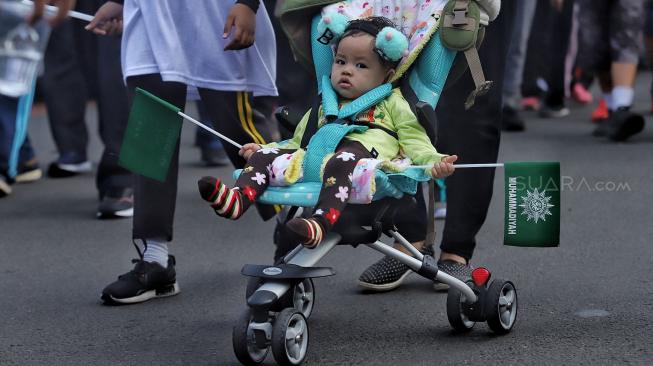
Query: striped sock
xmin=198 ymin=176 xmax=244 ymax=220
xmin=286 ymin=218 xmax=325 ymax=248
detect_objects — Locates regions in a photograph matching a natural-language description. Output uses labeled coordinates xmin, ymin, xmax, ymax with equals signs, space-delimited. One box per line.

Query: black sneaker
xmin=433 ymin=260 xmax=472 ymax=292
xmin=101 ymin=255 xmax=180 ymax=304
xmin=47 ymin=152 xmax=92 ymax=178
xmin=606 ymin=107 xmax=644 ymax=142
xmin=15 ymin=158 xmax=42 ymax=183
xmin=97 ymin=187 xmax=134 ymax=219
xmin=358 ymin=245 xmax=434 ymax=292
xmin=538 ymin=104 xmax=570 ymax=118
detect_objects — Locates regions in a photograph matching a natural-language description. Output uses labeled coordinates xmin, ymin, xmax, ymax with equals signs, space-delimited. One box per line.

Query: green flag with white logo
xmin=118 ymin=88 xmax=183 ymax=182
xmin=504 ymin=162 xmax=560 ymax=247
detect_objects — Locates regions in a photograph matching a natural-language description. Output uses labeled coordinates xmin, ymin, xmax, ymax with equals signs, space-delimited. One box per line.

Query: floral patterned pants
xmin=235 ymin=139 xmax=372 ymax=230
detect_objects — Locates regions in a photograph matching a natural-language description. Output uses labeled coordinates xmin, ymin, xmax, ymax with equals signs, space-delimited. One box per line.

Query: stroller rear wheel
xmin=446 ymin=287 xmax=475 ymax=332
xmin=232 ymin=308 xmax=270 ymax=365
xmin=271 ymin=308 xmax=309 ymax=366
xmin=485 ymin=280 xmax=517 ymax=334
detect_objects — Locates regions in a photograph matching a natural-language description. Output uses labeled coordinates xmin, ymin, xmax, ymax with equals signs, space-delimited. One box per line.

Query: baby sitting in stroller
xmin=198 ymin=16 xmax=457 ymax=248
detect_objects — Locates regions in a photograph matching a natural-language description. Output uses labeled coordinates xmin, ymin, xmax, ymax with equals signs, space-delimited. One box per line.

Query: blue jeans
xmin=0 ymin=93 xmax=36 ymax=180
xmin=502 ymin=0 xmax=537 ymax=109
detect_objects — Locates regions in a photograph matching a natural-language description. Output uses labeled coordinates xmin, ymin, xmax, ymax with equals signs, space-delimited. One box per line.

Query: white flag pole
xmin=410 ymin=163 xmax=504 ymax=169
xmin=22 ymin=0 xmax=95 ymax=22
xmin=177 ymin=111 xmax=243 ymax=149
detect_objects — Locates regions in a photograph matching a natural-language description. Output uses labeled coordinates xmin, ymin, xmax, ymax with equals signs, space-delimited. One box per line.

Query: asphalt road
xmin=2 ymin=75 xmax=653 ymax=366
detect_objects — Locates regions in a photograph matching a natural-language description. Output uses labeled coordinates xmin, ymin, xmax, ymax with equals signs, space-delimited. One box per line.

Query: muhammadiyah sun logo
xmin=519 ymin=188 xmax=554 ymax=223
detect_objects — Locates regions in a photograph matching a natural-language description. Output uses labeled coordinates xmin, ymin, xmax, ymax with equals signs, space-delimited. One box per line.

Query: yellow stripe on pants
xmin=237 ymin=92 xmax=264 ymax=145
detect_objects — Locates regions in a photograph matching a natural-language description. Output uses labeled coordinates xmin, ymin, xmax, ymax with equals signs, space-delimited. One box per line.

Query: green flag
xmin=118 ymin=88 xmax=183 ymax=182
xmin=504 ymin=162 xmax=560 ymax=247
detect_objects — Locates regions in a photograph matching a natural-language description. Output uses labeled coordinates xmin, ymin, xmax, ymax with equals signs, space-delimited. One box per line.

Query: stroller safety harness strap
xmin=299 ymin=76 xmax=396 ymax=182
xmin=303 ymin=123 xmax=367 ymax=182
xmin=321 ymin=75 xmax=393 ymax=120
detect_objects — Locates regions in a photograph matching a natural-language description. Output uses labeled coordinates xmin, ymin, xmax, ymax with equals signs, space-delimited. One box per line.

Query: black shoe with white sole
xmin=432 ymin=260 xmax=472 ymax=292
xmin=97 ymin=188 xmax=134 ymax=219
xmin=101 ymin=255 xmax=179 ymax=305
xmin=358 ymin=245 xmax=434 ymax=292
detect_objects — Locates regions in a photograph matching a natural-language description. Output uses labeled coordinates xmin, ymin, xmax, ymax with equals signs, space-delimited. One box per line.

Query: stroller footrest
xmin=241 ymin=264 xmax=335 ymax=279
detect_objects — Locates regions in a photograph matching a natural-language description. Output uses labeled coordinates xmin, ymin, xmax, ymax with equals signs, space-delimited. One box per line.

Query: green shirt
xmin=266 ymin=89 xmax=446 ymax=166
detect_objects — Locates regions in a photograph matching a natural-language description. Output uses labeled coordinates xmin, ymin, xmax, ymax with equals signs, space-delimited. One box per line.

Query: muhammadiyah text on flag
xmin=504 ymin=161 xmax=560 ymax=247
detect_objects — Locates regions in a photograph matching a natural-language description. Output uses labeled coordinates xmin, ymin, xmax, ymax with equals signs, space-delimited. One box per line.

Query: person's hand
xmin=84 ymin=1 xmax=123 ymax=35
xmin=431 ymin=155 xmax=458 ymax=179
xmin=223 ymin=3 xmax=256 ymax=51
xmin=239 ymin=143 xmax=261 ymax=159
xmin=29 ymin=0 xmax=76 ymax=27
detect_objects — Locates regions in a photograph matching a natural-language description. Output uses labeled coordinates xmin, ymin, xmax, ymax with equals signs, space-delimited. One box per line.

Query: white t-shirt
xmin=121 ymin=0 xmax=277 ymax=97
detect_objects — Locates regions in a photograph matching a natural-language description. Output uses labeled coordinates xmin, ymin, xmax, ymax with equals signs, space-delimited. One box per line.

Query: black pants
xmin=434 ymin=0 xmax=516 ymax=261
xmin=40 ymin=0 xmax=131 ymax=196
xmin=126 ymin=74 xmax=275 ymax=241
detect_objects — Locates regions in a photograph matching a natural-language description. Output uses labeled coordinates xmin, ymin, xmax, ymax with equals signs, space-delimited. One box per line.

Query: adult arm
xmin=29 ymin=0 xmax=76 ymax=26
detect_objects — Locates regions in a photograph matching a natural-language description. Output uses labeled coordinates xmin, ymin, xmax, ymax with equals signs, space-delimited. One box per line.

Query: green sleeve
xmin=387 ymin=95 xmax=446 ymax=166
xmin=262 ymin=109 xmax=312 ymax=150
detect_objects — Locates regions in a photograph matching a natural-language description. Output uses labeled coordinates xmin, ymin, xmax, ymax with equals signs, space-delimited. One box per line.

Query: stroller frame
xmin=233 ymin=195 xmax=517 ymax=366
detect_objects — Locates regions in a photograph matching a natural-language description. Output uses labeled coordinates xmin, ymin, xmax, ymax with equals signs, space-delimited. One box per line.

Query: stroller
xmin=231 ymin=1 xmax=516 ymax=365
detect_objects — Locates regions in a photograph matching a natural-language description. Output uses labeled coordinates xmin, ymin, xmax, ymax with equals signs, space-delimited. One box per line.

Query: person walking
xmin=40 ymin=0 xmax=133 ymax=218
xmin=86 ymin=0 xmax=279 ymax=304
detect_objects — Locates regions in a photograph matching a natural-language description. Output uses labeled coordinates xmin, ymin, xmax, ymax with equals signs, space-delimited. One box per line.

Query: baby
xmin=198 ymin=16 xmax=457 ymax=248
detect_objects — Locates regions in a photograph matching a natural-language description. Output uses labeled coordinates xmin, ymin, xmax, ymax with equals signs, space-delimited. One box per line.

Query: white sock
xmin=603 ymin=92 xmax=614 ymax=110
xmin=143 ymin=240 xmax=169 ymax=267
xmin=611 ymin=86 xmax=634 ymax=110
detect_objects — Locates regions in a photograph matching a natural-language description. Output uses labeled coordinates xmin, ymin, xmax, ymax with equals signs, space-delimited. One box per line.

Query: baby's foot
xmin=286 ymin=217 xmax=325 ymax=249
xmin=197 ymin=176 xmax=244 ymax=220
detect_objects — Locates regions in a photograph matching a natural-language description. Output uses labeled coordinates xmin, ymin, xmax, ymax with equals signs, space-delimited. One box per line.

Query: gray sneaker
xmin=97 ymin=188 xmax=134 ymax=219
xmin=358 ymin=245 xmax=434 ymax=292
xmin=433 ymin=260 xmax=472 ymax=292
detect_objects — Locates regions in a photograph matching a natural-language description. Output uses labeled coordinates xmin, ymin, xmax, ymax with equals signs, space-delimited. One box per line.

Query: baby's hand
xmin=431 ymin=155 xmax=458 ymax=179
xmin=239 ymin=143 xmax=261 ymax=159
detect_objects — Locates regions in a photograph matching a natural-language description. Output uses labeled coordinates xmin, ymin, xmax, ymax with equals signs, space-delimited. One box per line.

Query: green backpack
xmin=439 ymin=0 xmax=492 ymax=109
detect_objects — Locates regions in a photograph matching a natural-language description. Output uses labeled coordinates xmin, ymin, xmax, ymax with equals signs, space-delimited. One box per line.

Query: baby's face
xmin=331 ymin=34 xmax=391 ymax=99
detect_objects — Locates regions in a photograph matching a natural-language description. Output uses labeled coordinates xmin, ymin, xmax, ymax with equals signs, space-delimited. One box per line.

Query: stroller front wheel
xmin=446 ymin=287 xmax=475 ymax=332
xmin=232 ymin=308 xmax=270 ymax=365
xmin=271 ymin=308 xmax=309 ymax=366
xmin=485 ymin=279 xmax=518 ymax=334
